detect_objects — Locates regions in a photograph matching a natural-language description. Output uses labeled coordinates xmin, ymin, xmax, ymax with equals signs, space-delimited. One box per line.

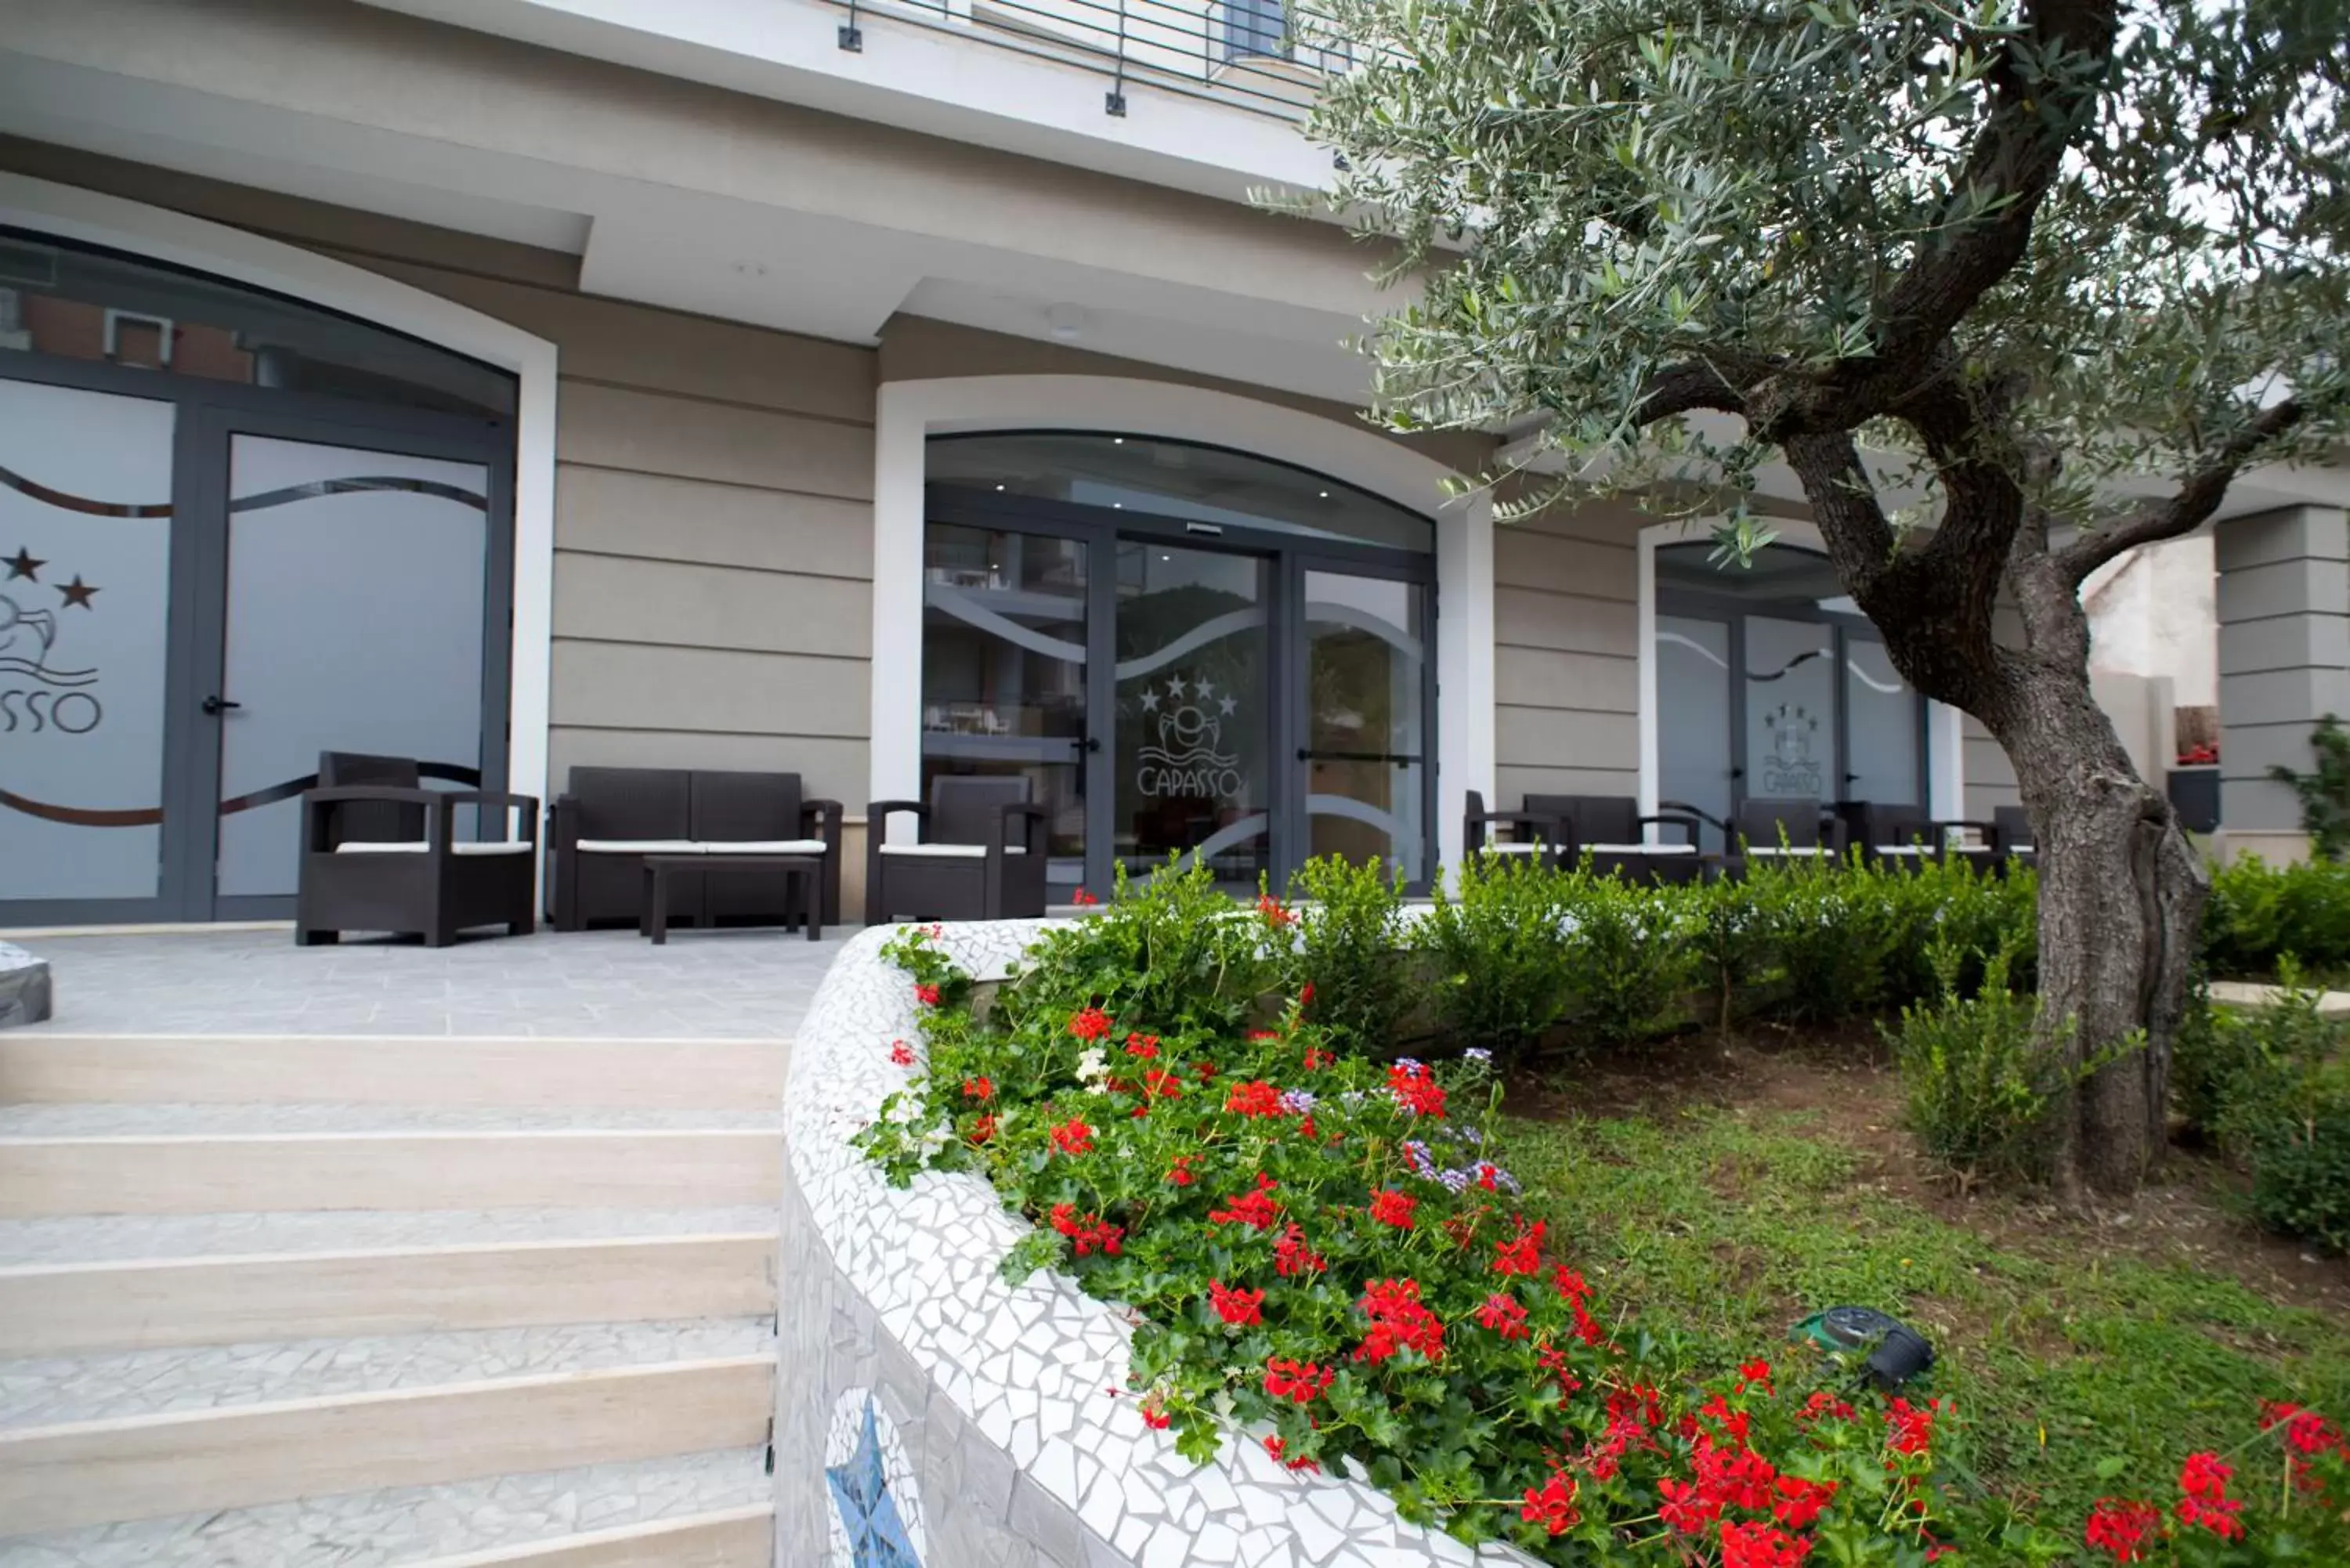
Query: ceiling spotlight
xmin=1043 ymin=303 xmax=1087 ymax=341
xmin=1318 ymin=490 xmax=1329 ymax=498
xmin=732 ymin=260 xmax=768 ymax=277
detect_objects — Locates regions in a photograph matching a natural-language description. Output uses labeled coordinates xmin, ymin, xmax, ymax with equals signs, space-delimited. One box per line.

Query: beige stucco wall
xmin=1490 ymin=504 xmax=1645 ymax=801
xmin=0 ymin=135 xmax=883 ymax=807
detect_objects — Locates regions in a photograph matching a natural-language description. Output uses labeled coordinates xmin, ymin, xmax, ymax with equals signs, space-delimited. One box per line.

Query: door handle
xmin=1082 ymin=735 xmax=1102 ymax=753
xmin=201 ymin=695 xmax=243 ymax=717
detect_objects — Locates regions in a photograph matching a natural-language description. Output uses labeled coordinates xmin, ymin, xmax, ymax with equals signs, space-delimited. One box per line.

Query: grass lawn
xmin=1502 ymin=1031 xmax=2350 ymax=1521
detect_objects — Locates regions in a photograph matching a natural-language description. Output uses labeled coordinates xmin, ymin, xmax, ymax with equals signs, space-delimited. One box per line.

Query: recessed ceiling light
xmin=1113 ymin=502 xmax=1123 ymax=508
xmin=1318 ymin=490 xmax=1329 ymax=498
xmin=1044 ymin=303 xmax=1087 ymax=341
xmin=996 ymin=483 xmax=1006 ymax=491
xmin=732 ymin=260 xmax=768 ymax=276
xmin=1112 ymin=437 xmax=1125 ymax=445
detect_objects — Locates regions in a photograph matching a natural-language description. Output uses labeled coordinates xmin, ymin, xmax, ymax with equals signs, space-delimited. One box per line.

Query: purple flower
xmin=1279 ymin=1089 xmax=1318 ymax=1115
xmin=1462 ymin=1048 xmax=1492 ymax=1065
xmin=1394 ymin=1057 xmax=1425 ymax=1071
xmin=1437 ymin=1168 xmax=1473 ymax=1194
xmin=1401 ymin=1139 xmax=1437 ymax=1178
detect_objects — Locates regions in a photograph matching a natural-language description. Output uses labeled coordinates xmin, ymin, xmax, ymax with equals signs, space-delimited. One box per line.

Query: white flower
xmin=1076 ymin=1046 xmax=1110 ymax=1086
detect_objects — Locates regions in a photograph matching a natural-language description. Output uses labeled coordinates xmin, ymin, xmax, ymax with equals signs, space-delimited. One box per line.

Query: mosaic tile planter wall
xmin=779 ymin=920 xmax=1535 ymax=1568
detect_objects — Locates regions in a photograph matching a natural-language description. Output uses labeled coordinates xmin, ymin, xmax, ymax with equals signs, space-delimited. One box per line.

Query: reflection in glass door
xmin=1656 ymin=615 xmax=1732 ymax=851
xmin=919 ymin=522 xmax=1091 ymax=893
xmin=1743 ymin=616 xmax=1838 ymax=807
xmin=0 ymin=380 xmax=176 ymax=911
xmin=1301 ymin=569 xmax=1426 ymax=880
xmin=212 ymin=435 xmax=494 ymax=901
xmin=1843 ymin=638 xmax=1920 ymax=806
xmin=1115 ymin=541 xmax=1270 ymax=888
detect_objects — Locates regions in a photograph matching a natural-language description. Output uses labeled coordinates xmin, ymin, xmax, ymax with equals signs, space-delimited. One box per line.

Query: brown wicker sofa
xmin=546 ymin=767 xmax=843 ymax=932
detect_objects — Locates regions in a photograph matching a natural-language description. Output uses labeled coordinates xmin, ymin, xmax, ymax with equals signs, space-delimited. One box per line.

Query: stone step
xmin=0 ymin=1205 xmax=779 ymax=1268
xmin=0 ymin=1317 xmax=776 ymax=1431
xmin=0 ymin=1354 xmax=776 ymax=1536
xmin=0 ymin=1451 xmax=772 ymax=1568
xmin=0 ymin=1130 xmax=779 ymax=1218
xmin=0 ymin=1104 xmax=779 ymax=1136
xmin=0 ymin=1234 xmax=776 ymax=1356
xmin=0 ymin=1034 xmax=787 ymax=1110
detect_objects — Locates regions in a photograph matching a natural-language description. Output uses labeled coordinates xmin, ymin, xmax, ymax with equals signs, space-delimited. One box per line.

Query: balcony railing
xmin=830 ymin=0 xmax=1356 ymax=125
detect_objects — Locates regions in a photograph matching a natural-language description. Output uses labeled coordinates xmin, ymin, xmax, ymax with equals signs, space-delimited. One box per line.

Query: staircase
xmin=0 ymin=1031 xmax=784 ymax=1568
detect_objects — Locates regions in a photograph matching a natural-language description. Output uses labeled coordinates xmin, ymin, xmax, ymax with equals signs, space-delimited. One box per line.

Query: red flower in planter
xmin=1071 ymin=887 xmax=1101 ymax=906
xmin=913 ymin=982 xmax=941 ymax=1006
xmin=1368 ymin=1188 xmax=1418 ymax=1229
xmin=1719 ymin=1519 xmax=1813 ymax=1568
xmin=1263 ymin=1357 xmax=1335 ymax=1405
xmin=1492 ymin=1219 xmax=1546 ymax=1277
xmin=1139 ymin=1401 xmax=1172 ymax=1431
xmin=1224 ymin=1079 xmax=1284 ymax=1118
xmin=970 ymin=1113 xmax=997 ymax=1144
xmin=1273 ymin=1223 xmax=1327 ymax=1277
xmin=1354 ymin=1277 xmax=1444 ymax=1363
xmin=1195 ymin=1060 xmax=1220 ymax=1082
xmin=1209 ymin=1173 xmax=1282 ymax=1229
xmin=1166 ymin=1154 xmax=1198 ymax=1187
xmin=888 ymin=1040 xmax=916 ymax=1067
xmin=1255 ymin=894 xmax=1296 ymax=927
xmin=1520 ymin=1470 xmax=1580 ymax=1536
xmin=1658 ymin=1477 xmax=1722 ymax=1535
xmin=2175 ymin=1451 xmax=2244 ymax=1540
xmin=1385 ymin=1060 xmax=1447 ymax=1118
xmin=1535 ymin=1342 xmax=1583 ymax=1396
xmin=1797 ymin=1391 xmax=1856 ymax=1425
xmin=1299 ymin=981 xmax=1315 ymax=1010
xmin=1737 ymin=1358 xmax=1775 ymax=1395
xmin=1047 ymin=1203 xmax=1123 ymax=1257
xmin=2084 ymin=1498 xmax=2160 ymax=1563
xmin=1771 ymin=1476 xmax=1837 ymax=1530
xmin=1123 ymin=1032 xmax=1160 ymax=1058
xmin=1302 ymin=1045 xmax=1335 ymax=1070
xmin=1246 ymin=1028 xmax=1282 ymax=1042
xmin=961 ymin=1075 xmax=994 ymax=1101
xmin=1262 ymin=1433 xmax=1318 ymax=1472
xmin=1477 ymin=1292 xmax=1529 ymax=1340
xmin=1068 ymin=1006 xmax=1112 ymax=1041
xmin=1208 ymin=1278 xmax=1264 ymax=1327
xmin=1696 ymin=1433 xmax=1777 ymax=1510
xmin=1050 ymin=1118 xmax=1095 ymax=1156
xmin=1885 ymin=1396 xmax=1942 ymax=1457
xmin=1141 ymin=1067 xmax=1185 ymax=1100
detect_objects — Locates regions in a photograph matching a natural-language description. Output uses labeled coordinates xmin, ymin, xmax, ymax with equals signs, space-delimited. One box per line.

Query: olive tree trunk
xmin=1989 ymin=675 xmax=2209 ymax=1197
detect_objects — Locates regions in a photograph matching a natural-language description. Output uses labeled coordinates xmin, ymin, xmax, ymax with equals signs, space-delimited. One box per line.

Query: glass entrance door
xmin=1743 ymin=615 xmax=1838 ymax=810
xmin=1299 ymin=567 xmax=1429 ymax=880
xmin=1114 ymin=540 xmax=1271 ymax=889
xmin=0 ymin=378 xmax=178 ymax=918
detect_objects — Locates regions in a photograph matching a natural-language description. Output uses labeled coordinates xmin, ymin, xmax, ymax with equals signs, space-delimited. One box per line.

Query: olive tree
xmin=1308 ymin=0 xmax=2349 ymax=1193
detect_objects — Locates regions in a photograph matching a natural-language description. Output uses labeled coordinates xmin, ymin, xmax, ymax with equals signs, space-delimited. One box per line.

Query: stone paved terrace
xmin=10 ymin=924 xmax=847 ymax=1039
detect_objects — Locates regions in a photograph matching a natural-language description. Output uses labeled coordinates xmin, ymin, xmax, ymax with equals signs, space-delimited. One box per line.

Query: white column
xmin=1434 ymin=494 xmax=1494 ymax=871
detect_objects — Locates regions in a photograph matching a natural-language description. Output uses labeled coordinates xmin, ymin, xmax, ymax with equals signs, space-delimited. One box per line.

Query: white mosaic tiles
xmin=785 ymin=922 xmax=1535 ymax=1568
xmin=825 ymin=1385 xmax=928 ymax=1566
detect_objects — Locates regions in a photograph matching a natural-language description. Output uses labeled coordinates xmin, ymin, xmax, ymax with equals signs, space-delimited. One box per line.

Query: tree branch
xmin=1781 ymin=430 xmax=1900 ymax=598
xmin=1628 ymin=354 xmax=1768 ymax=426
xmin=2055 ymin=398 xmax=2308 ymax=586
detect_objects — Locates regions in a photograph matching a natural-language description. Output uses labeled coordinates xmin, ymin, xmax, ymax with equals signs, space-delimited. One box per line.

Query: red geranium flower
xmin=1207 ymin=1278 xmax=1264 ymax=1327
xmin=1255 ymin=894 xmax=1296 ymax=927
xmin=2175 ymin=1451 xmax=2244 ymax=1540
xmin=1477 ymin=1291 xmax=1529 ymax=1339
xmin=1166 ymin=1154 xmax=1197 ymax=1187
xmin=888 ymin=1040 xmax=916 ymax=1067
xmin=1303 ymin=1045 xmax=1335 ymax=1070
xmin=1300 ymin=981 xmax=1315 ymax=1009
xmin=1273 ymin=1222 xmax=1327 ymax=1277
xmin=1737 ymin=1358 xmax=1774 ymax=1395
xmin=1797 ymin=1390 xmax=1856 ymax=1425
xmin=1139 ymin=1401 xmax=1171 ymax=1431
xmin=1884 ymin=1396 xmax=1942 ymax=1457
xmin=1224 ymin=1079 xmax=1284 ymax=1117
xmin=1262 ymin=1433 xmax=1318 ymax=1472
xmin=1071 ymin=887 xmax=1101 ymax=906
xmin=1719 ymin=1520 xmax=1813 ymax=1568
xmin=913 ymin=982 xmax=941 ymax=1006
xmin=961 ymin=1075 xmax=994 ymax=1101
xmin=1068 ymin=1006 xmax=1112 ymax=1041
xmin=1246 ymin=1028 xmax=1282 ymax=1042
xmin=1209 ymin=1173 xmax=1282 ymax=1229
xmin=1142 ymin=1067 xmax=1184 ymax=1100
xmin=1263 ymin=1357 xmax=1335 ymax=1405
xmin=1658 ymin=1477 xmax=1722 ymax=1535
xmin=970 ymin=1113 xmax=997 ymax=1143
xmin=1771 ymin=1476 xmax=1836 ymax=1530
xmin=2084 ymin=1498 xmax=2160 ymax=1563
xmin=1124 ymin=1032 xmax=1160 ymax=1058
xmin=1492 ymin=1219 xmax=1545 ymax=1277
xmin=1050 ymin=1117 xmax=1095 ymax=1155
xmin=1368 ymin=1188 xmax=1417 ymax=1229
xmin=1385 ymin=1061 xmax=1447 ymax=1118
xmin=1354 ymin=1277 xmax=1444 ymax=1362
xmin=1521 ymin=1470 xmax=1580 ymax=1536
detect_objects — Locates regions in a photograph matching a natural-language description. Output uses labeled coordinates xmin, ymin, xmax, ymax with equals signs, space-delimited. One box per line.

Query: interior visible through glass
xmin=1303 ymin=570 xmax=1426 ymax=879
xmin=918 ymin=522 xmax=1090 ymax=891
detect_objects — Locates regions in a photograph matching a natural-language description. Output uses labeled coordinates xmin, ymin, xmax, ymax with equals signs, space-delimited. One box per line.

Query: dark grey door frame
xmin=924 ymin=484 xmax=1437 ymax=894
xmin=0 ymin=352 xmax=514 ymax=927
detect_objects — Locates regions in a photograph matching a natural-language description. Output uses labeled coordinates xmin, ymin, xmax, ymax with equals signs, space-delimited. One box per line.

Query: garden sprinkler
xmin=1789 ymin=1306 xmax=1936 ymax=1393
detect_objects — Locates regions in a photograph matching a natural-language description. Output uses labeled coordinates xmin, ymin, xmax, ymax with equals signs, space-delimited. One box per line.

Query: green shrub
xmin=1749 ymin=851 xmax=1900 ymax=1022
xmin=1683 ymin=870 xmax=1766 ymax=1033
xmin=2268 ymin=713 xmax=2350 ymax=862
xmin=1877 ymin=854 xmax=2039 ymax=1008
xmin=2211 ymin=965 xmax=2350 ymax=1253
xmin=1556 ymin=869 xmax=1701 ymax=1049
xmin=1421 ymin=854 xmax=1572 ymax=1068
xmin=1285 ymin=855 xmax=1415 ymax=1053
xmin=2172 ymin=975 xmax=2260 ymax=1139
xmin=1889 ymin=942 xmax=2091 ymax=1185
xmin=2204 ymin=853 xmax=2350 ymax=977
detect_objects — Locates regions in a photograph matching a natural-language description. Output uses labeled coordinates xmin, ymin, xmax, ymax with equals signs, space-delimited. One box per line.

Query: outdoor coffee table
xmin=639 ymin=854 xmax=822 ymax=944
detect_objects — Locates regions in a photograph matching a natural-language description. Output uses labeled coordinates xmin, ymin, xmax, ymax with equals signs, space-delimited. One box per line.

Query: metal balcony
xmin=828 ymin=0 xmax=1355 ymax=123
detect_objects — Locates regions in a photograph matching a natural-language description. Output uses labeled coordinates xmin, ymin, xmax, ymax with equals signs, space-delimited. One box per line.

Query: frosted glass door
xmin=1115 ymin=542 xmax=1270 ymax=887
xmin=1303 ymin=570 xmax=1426 ymax=880
xmin=1657 ymin=614 xmax=1732 ymax=849
xmin=1744 ymin=616 xmax=1837 ymax=805
xmin=1845 ymin=638 xmax=1922 ymax=806
xmin=0 ymin=381 xmax=175 ymax=905
xmin=215 ymin=435 xmax=490 ymax=898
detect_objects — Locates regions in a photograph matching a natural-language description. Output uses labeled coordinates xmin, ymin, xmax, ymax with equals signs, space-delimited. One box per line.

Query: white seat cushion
xmin=695 ymin=839 xmax=830 ymax=854
xmin=1870 ymin=844 xmax=1930 ymax=856
xmin=1482 ymin=842 xmax=1549 ymax=854
xmin=1588 ymin=842 xmax=1699 ymax=855
xmin=333 ymin=840 xmax=532 ymax=856
xmin=576 ymin=839 xmax=704 ymax=854
xmin=877 ymin=843 xmax=1028 ymax=858
xmin=1745 ymin=844 xmax=1831 ymax=857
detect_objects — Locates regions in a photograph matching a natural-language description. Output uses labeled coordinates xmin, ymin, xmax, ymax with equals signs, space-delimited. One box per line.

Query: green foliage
xmin=1748 ymin=851 xmax=1903 ymax=1023
xmin=1555 ymin=869 xmax=1702 ymax=1050
xmin=2267 ymin=714 xmax=2350 ymax=863
xmin=1419 ymin=854 xmax=1572 ymax=1068
xmin=2203 ymin=855 xmax=2350 ymax=977
xmin=861 ymin=888 xmax=2350 ymax=1563
xmin=1505 ymin=1104 xmax=2350 ymax=1530
xmin=2208 ymin=965 xmax=2350 ymax=1255
xmin=1888 ymin=942 xmax=2090 ymax=1186
xmin=1285 ymin=855 xmax=1415 ymax=1054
